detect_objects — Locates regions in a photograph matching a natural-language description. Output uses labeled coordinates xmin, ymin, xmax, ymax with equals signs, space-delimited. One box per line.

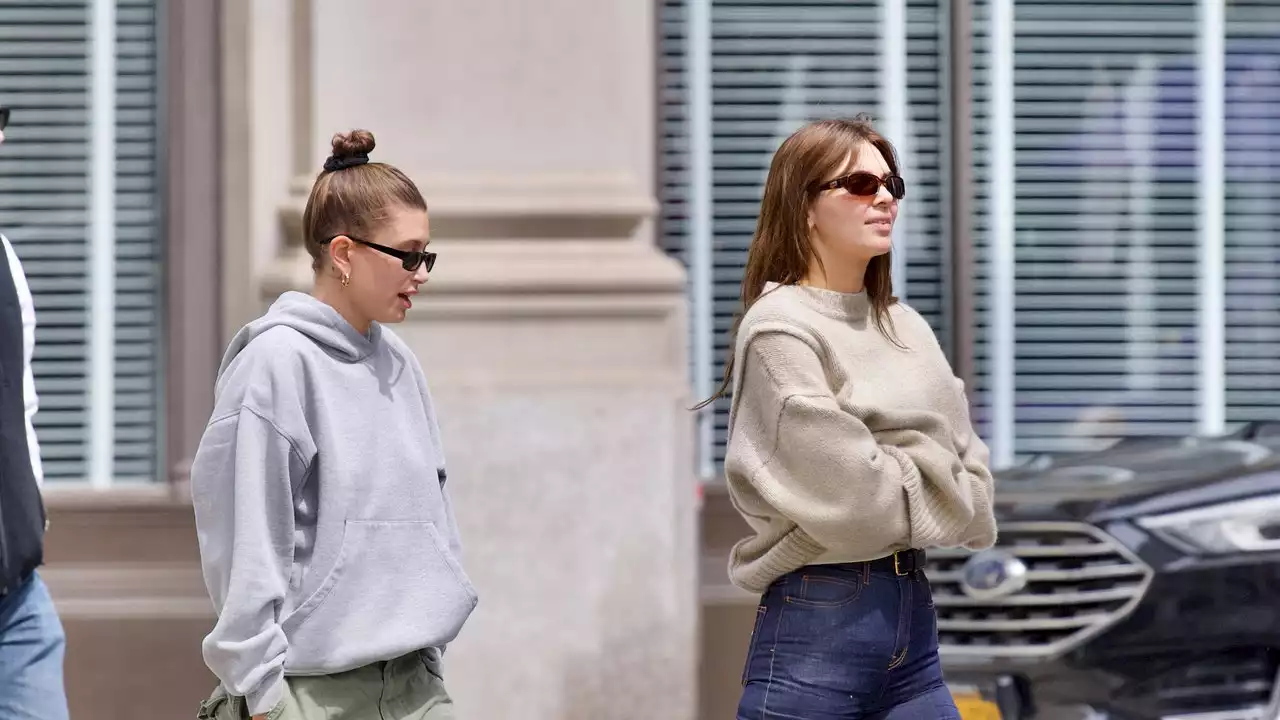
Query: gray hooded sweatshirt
xmin=190 ymin=291 xmax=477 ymax=715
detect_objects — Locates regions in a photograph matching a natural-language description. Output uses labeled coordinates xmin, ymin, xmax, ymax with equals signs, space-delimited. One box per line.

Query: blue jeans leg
xmin=0 ymin=572 xmax=70 ymax=720
xmin=868 ymin=683 xmax=961 ymax=719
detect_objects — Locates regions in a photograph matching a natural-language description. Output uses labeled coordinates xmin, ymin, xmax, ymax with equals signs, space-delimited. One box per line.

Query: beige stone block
xmin=434 ymin=387 xmax=696 ymax=719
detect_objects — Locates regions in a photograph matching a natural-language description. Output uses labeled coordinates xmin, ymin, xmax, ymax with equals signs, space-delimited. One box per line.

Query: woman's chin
xmin=858 ymin=234 xmax=893 ymax=258
xmin=369 ymin=306 xmax=408 ymax=325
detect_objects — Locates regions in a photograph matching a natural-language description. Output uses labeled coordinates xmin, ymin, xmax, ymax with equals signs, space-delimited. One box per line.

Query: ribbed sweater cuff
xmin=962 ymin=477 xmax=998 ymax=549
xmin=884 ymin=445 xmax=972 ymax=548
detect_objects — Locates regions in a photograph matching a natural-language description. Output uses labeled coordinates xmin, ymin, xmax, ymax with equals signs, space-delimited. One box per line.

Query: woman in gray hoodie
xmin=191 ymin=129 xmax=477 ymax=720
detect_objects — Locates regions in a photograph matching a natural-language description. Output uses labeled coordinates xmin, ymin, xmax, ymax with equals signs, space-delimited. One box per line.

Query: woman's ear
xmin=328 ymin=235 xmax=354 ymax=277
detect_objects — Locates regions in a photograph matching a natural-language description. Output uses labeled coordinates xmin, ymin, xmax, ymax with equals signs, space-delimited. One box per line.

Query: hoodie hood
xmin=218 ymin=291 xmax=381 ymax=379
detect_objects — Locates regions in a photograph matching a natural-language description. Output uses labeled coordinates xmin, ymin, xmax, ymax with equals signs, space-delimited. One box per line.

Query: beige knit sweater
xmin=723 ymin=282 xmax=997 ymax=593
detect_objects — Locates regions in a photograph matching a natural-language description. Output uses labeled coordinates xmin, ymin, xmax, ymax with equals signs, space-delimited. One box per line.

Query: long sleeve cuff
xmin=884 ymin=444 xmax=977 ymax=549
xmin=246 ymin=674 xmax=284 ymax=716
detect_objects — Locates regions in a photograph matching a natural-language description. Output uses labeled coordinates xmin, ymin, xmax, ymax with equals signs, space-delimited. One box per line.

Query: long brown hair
xmin=695 ymin=116 xmax=902 ymax=410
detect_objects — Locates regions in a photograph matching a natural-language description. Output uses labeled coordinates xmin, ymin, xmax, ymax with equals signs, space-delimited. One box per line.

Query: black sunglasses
xmin=323 ymin=235 xmax=436 ymax=272
xmin=813 ymin=171 xmax=906 ymax=200
xmin=0 ymin=107 xmax=9 ymax=131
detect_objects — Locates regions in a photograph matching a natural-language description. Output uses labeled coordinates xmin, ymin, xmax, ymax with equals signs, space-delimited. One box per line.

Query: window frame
xmin=159 ymin=0 xmax=221 ymax=495
xmin=7 ymin=0 xmax=219 ymax=498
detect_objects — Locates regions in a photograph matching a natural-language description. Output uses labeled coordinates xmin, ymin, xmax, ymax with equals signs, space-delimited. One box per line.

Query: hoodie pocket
xmin=281 ymin=520 xmax=478 ymax=673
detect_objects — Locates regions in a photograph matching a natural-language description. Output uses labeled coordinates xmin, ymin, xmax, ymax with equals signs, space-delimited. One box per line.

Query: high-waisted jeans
xmin=737 ymin=558 xmax=961 ymax=719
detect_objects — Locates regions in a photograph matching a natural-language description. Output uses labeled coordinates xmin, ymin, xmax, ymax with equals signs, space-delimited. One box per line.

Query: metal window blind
xmin=0 ymin=0 xmax=162 ymax=482
xmin=660 ymin=0 xmax=950 ymax=476
xmin=1224 ymin=0 xmax=1280 ymax=426
xmin=970 ymin=0 xmax=1203 ymax=459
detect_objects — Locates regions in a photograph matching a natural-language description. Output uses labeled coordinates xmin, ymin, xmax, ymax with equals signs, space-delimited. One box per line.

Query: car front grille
xmin=1128 ymin=648 xmax=1280 ymax=720
xmin=927 ymin=521 xmax=1153 ymax=660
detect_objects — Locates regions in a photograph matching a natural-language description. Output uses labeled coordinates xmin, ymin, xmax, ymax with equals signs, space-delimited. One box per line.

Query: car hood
xmin=991 ymin=435 xmax=1280 ymax=523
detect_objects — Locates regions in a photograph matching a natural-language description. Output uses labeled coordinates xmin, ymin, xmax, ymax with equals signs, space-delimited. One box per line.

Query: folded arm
xmin=867 ymin=316 xmax=998 ymax=551
xmin=947 ymin=378 xmax=998 ymax=549
xmin=726 ymin=329 xmax=978 ymax=556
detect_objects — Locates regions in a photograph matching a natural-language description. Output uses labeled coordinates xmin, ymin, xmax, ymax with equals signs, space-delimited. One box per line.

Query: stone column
xmin=251 ymin=1 xmax=698 ymax=717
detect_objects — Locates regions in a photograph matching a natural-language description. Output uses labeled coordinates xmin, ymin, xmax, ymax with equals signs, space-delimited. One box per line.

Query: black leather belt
xmin=867 ymin=549 xmax=926 ymax=576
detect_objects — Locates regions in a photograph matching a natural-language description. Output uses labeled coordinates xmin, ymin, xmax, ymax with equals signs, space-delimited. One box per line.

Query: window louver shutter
xmin=1225 ymin=1 xmax=1280 ymax=426
xmin=660 ymin=0 xmax=950 ymax=477
xmin=0 ymin=0 xmax=161 ymax=483
xmin=969 ymin=0 xmax=1203 ymax=459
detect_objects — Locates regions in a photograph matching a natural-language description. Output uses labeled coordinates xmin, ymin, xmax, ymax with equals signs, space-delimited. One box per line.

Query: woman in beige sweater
xmin=704 ymin=117 xmax=998 ymax=718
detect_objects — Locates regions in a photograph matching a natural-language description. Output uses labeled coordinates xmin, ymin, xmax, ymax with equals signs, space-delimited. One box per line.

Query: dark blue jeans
xmin=737 ymin=561 xmax=961 ymax=719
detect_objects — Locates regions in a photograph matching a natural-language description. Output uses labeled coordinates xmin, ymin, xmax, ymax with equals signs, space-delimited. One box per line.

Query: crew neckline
xmin=764 ymin=281 xmax=871 ymax=322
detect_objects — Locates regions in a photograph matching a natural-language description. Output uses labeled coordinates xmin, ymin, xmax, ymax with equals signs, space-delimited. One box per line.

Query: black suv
xmin=939 ymin=422 xmax=1280 ymax=720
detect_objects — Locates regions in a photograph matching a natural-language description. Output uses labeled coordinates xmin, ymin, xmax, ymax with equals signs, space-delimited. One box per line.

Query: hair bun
xmin=331 ymin=129 xmax=375 ymax=157
xmin=324 ymin=129 xmax=376 ymax=172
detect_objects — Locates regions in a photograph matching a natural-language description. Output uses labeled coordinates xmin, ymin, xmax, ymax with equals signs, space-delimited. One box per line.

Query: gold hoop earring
xmin=341 ymin=273 xmax=351 ymax=288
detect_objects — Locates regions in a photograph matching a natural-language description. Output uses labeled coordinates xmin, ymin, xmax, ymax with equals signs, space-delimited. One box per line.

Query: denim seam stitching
xmin=887 ymin=576 xmax=913 ymax=670
xmin=785 ymin=574 xmax=864 ymax=608
xmin=760 ymin=603 xmax=785 ymax=719
xmin=741 ymin=606 xmax=767 ymax=687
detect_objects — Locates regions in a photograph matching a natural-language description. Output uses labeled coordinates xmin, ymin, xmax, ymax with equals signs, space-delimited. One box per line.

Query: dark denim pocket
xmin=740 ymin=604 xmax=768 ymax=686
xmin=786 ymin=572 xmax=864 ymax=608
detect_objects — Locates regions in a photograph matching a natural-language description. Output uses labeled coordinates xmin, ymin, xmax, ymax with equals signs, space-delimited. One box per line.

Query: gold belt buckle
xmin=894 ymin=550 xmax=909 ymax=576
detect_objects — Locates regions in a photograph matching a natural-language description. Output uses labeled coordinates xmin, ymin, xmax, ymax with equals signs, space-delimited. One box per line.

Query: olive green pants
xmin=197 ymin=650 xmax=454 ymax=720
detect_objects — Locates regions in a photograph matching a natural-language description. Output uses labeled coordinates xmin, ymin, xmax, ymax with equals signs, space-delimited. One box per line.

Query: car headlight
xmin=1137 ymin=494 xmax=1280 ymax=554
